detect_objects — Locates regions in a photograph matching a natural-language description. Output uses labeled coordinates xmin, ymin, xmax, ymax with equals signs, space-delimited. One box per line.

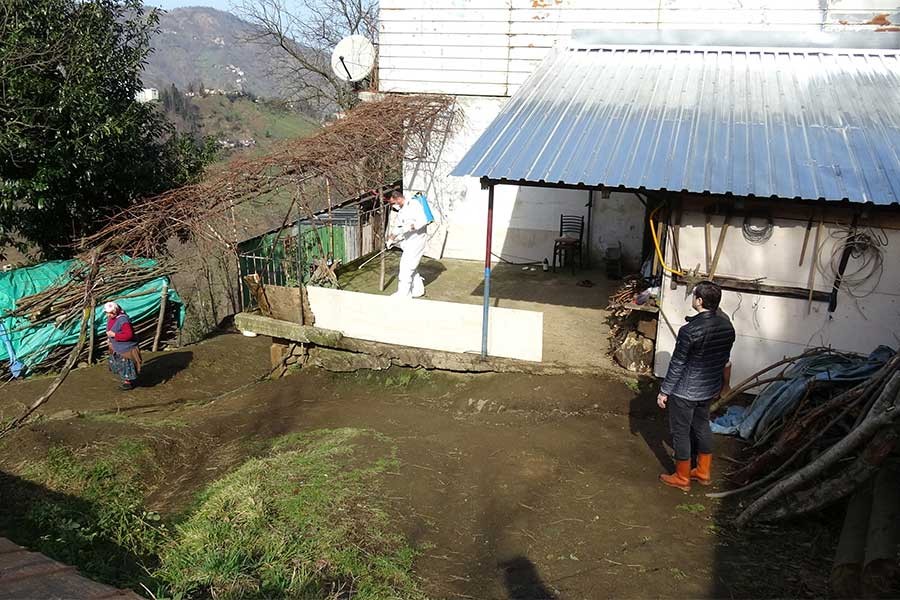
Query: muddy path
xmin=1 ymin=334 xmax=833 ymax=599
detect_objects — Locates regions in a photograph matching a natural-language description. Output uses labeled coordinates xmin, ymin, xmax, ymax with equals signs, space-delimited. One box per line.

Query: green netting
xmin=0 ymin=258 xmax=185 ymax=374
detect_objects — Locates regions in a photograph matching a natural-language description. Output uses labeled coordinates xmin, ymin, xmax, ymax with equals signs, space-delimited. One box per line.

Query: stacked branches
xmin=81 ymin=94 xmax=459 ymax=260
xmin=710 ymin=351 xmax=900 ymax=529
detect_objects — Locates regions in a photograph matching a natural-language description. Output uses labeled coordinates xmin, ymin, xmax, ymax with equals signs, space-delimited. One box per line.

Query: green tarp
xmin=0 ymin=259 xmax=185 ymax=376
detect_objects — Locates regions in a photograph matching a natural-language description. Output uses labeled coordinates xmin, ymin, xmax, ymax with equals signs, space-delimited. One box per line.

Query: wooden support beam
xmin=152 ymin=284 xmax=168 ymax=352
xmin=672 ymin=274 xmax=831 ymax=302
xmin=87 ymin=297 xmax=96 ymax=365
xmin=234 ymin=312 xmax=343 ymax=346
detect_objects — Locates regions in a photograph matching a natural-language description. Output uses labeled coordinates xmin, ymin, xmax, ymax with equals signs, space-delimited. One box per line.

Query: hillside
xmin=144 ymin=7 xmax=287 ymax=99
xmin=193 ymin=94 xmax=319 ymax=149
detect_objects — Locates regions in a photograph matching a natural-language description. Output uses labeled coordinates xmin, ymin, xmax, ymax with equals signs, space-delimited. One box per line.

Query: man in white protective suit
xmin=386 ymin=190 xmax=428 ymax=298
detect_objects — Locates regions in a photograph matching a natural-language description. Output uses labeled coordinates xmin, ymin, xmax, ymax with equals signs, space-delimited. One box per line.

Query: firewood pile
xmin=4 ymin=260 xmax=171 ymax=327
xmin=606 ymin=277 xmax=656 ymax=373
xmin=607 ymin=276 xmax=651 ymax=311
xmin=708 ymin=349 xmax=900 ymax=595
xmin=710 ymin=349 xmax=900 ymax=523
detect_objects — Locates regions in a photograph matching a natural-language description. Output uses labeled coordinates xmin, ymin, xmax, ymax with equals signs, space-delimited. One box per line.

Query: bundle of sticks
xmin=6 ymin=259 xmax=171 ymax=327
xmin=0 ymin=301 xmax=180 ymax=380
xmin=710 ymin=351 xmax=900 ymax=529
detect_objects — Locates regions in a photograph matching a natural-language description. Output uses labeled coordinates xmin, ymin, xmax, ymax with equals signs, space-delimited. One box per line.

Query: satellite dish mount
xmin=331 ymin=35 xmax=376 ymax=86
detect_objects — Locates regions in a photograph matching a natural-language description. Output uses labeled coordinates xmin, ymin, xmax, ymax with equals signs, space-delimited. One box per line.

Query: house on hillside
xmin=373 ymin=1 xmax=900 ymax=382
xmin=135 ymin=88 xmax=159 ymax=103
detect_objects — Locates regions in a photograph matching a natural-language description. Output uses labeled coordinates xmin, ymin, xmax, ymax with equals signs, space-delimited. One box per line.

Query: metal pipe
xmin=481 ymin=185 xmax=495 ymax=359
xmin=586 ymin=190 xmax=593 ymax=268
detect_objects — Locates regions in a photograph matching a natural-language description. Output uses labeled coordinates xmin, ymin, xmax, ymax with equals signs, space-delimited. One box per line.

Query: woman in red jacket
xmin=104 ymin=301 xmax=142 ymax=390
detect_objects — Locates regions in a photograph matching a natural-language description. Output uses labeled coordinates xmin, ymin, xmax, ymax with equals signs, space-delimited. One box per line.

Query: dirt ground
xmin=1 ymin=333 xmax=834 ymax=599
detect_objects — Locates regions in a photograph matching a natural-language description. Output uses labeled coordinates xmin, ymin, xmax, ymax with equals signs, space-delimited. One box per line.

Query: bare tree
xmin=233 ymin=0 xmax=377 ymax=113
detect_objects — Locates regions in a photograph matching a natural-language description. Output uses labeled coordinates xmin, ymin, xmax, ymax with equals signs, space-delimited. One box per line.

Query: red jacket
xmin=107 ymin=316 xmax=134 ymax=341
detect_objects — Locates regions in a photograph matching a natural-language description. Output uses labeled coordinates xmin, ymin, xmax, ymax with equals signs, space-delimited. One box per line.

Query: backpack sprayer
xmin=357 ymin=192 xmax=433 ymax=270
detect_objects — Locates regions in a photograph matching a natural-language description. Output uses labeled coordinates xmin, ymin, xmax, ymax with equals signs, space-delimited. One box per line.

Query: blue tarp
xmin=712 ymin=346 xmax=895 ymax=441
xmin=0 ymin=258 xmax=185 ymax=376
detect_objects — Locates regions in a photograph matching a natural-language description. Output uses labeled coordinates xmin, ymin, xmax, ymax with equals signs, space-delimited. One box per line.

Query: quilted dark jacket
xmin=661 ymin=310 xmax=736 ymax=401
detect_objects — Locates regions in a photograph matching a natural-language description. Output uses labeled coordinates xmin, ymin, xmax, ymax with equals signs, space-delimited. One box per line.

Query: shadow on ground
xmin=500 ymin=555 xmax=556 ymax=599
xmin=138 ymin=351 xmax=193 ymax=388
xmin=628 ymin=384 xmax=675 ymax=473
xmin=337 ymin=252 xmax=448 ymax=295
xmin=0 ymin=471 xmax=158 ymax=594
xmin=469 ymin=262 xmax=614 ymax=308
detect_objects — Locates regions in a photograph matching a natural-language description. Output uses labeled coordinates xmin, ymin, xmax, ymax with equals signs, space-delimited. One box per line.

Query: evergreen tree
xmin=0 ymin=0 xmax=214 ymax=258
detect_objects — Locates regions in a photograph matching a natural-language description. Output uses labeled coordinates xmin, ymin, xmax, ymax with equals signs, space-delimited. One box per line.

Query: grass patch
xmin=344 ymin=367 xmax=437 ymax=391
xmin=676 ymin=503 xmax=707 ymax=514
xmin=83 ymin=412 xmax=190 ymax=428
xmin=1 ymin=429 xmax=421 ymax=598
xmin=2 ymin=440 xmax=166 ymax=591
xmin=156 ymin=428 xmax=423 ymax=599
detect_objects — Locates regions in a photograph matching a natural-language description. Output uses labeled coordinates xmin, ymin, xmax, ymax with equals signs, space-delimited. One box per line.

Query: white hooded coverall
xmin=391 ymin=197 xmax=428 ymax=297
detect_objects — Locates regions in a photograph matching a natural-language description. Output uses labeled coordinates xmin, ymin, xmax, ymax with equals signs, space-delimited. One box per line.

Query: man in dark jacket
xmin=658 ymin=281 xmax=735 ymax=491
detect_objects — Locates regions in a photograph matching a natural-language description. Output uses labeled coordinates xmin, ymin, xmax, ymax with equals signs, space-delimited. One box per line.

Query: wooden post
xmin=651 ymin=207 xmax=663 ymax=277
xmin=807 ymin=217 xmax=823 ymax=314
xmin=708 ymin=215 xmax=730 ymax=279
xmin=670 ymin=203 xmax=682 ymax=290
xmin=87 ymin=297 xmax=96 ymax=364
xmin=704 ymin=213 xmax=712 ymax=273
xmin=379 ymin=198 xmax=388 ymax=292
xmin=152 ymin=284 xmax=169 ymax=352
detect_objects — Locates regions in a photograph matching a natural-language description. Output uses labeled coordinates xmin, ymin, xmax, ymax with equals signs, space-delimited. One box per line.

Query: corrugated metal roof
xmin=451 ymin=44 xmax=900 ymax=204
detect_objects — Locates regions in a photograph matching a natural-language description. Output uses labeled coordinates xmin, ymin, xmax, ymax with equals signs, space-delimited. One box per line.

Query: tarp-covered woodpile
xmin=0 ymin=259 xmax=184 ymax=379
xmin=711 ymin=347 xmax=899 ymax=521
xmin=0 ymin=94 xmax=459 ymax=437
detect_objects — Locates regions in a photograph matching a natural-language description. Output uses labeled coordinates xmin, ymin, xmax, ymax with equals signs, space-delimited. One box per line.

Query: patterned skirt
xmin=109 ymin=352 xmax=138 ymax=382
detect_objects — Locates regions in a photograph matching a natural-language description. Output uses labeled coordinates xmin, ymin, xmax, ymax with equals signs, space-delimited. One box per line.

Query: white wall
xmin=654 ymin=210 xmax=900 ymax=386
xmin=306 ymin=286 xmax=543 ymax=361
xmin=404 ymin=96 xmax=645 ymax=266
xmin=379 ymin=0 xmax=899 ymax=97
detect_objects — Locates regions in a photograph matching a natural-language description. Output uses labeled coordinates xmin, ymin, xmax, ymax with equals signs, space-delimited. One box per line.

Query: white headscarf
xmin=103 ymin=301 xmax=120 ymax=314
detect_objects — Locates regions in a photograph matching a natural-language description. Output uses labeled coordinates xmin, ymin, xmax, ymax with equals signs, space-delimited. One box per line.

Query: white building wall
xmin=379 ymin=0 xmax=898 ymax=97
xmin=654 ymin=212 xmax=900 ymax=386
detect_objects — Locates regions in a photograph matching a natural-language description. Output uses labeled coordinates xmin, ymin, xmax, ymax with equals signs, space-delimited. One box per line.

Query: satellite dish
xmin=331 ymin=35 xmax=375 ymax=82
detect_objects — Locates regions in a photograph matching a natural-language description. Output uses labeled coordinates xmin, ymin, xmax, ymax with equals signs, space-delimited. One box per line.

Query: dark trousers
xmin=668 ymin=395 xmax=713 ymax=462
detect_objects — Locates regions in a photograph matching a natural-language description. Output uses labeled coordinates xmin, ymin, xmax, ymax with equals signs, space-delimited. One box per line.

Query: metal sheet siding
xmin=452 ymin=46 xmax=900 ymax=204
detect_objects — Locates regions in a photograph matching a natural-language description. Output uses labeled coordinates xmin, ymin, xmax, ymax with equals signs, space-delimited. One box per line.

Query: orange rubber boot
xmin=659 ymin=460 xmax=691 ymax=492
xmin=690 ymin=453 xmax=713 ymax=486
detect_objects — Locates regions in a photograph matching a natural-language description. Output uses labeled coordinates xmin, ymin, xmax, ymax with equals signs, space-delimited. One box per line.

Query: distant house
xmin=135 ymin=88 xmax=159 ymax=103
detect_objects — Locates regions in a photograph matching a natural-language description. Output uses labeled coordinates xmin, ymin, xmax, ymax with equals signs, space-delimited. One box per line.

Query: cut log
xmin=862 ymin=462 xmax=900 ymax=599
xmin=831 ymin=482 xmax=873 ymax=599
xmin=762 ymin=425 xmax=899 ymax=521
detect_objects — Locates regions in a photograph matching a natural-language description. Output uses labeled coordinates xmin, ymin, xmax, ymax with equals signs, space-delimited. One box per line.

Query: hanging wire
xmin=742 ymin=214 xmax=774 ymax=245
xmin=815 ymin=224 xmax=887 ymax=299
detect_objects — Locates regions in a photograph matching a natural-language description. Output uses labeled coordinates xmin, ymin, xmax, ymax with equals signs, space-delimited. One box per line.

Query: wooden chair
xmin=552 ymin=214 xmax=584 ymax=273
